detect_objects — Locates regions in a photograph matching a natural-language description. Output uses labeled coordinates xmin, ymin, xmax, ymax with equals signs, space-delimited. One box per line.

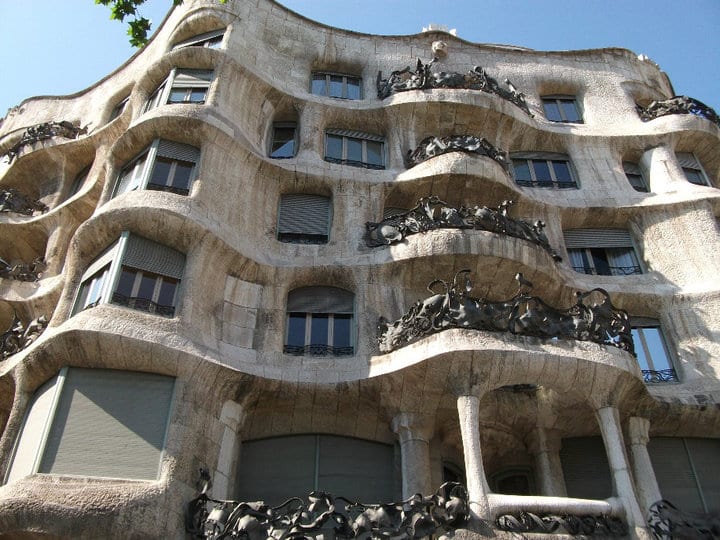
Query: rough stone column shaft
xmin=626 ymin=417 xmax=662 ymax=517
xmin=596 ymin=406 xmax=650 ymax=538
xmin=214 ymin=400 xmax=246 ymax=499
xmin=391 ymin=412 xmax=433 ymax=498
xmin=457 ymin=394 xmax=490 ymax=515
xmin=528 ymin=427 xmax=567 ymax=497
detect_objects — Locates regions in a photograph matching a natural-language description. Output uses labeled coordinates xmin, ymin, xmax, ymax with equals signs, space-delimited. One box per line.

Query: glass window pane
xmin=533 ymin=160 xmax=552 ymax=183
xmin=512 ymin=160 xmax=532 ymax=182
xmin=607 ymin=248 xmax=640 ymax=275
xmin=115 ymin=268 xmax=137 ymax=299
xmin=543 ymin=100 xmax=562 ymax=121
xmin=171 ymin=161 xmax=194 ymax=191
xmin=310 ymin=314 xmax=329 ymax=345
xmin=561 ymin=100 xmax=581 ymax=122
xmin=189 ymin=89 xmax=207 ymax=103
xmin=136 ymin=273 xmax=157 ymax=301
xmin=589 ymin=248 xmax=611 ymax=276
xmin=683 ymin=168 xmax=706 ymax=186
xmin=270 ymin=126 xmax=296 ymax=158
xmin=346 ymin=78 xmax=361 ymax=100
xmin=311 ymin=74 xmax=326 ymax=96
xmin=333 ymin=315 xmax=352 ymax=348
xmin=287 ymin=313 xmax=306 ymax=347
xmin=325 ymin=135 xmax=343 ymax=160
xmin=149 ymin=157 xmax=173 ymax=186
xmin=552 ymin=161 xmax=573 ymax=184
xmin=168 ymin=89 xmax=187 ymax=103
xmin=632 ymin=329 xmax=651 ymax=371
xmin=329 ymin=75 xmax=343 ymax=98
xmin=346 ymin=138 xmax=362 ymax=163
xmin=642 ymin=328 xmax=671 ymax=370
xmin=157 ymin=279 xmax=177 ymax=308
xmin=365 ymin=141 xmax=383 ymax=166
xmin=568 ymin=249 xmax=590 ymax=274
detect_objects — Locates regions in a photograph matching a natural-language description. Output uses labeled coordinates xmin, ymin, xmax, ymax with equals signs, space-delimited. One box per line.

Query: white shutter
xmin=122 ymin=235 xmax=185 ymax=279
xmin=38 ymin=369 xmax=175 ymax=480
xmin=172 ymin=69 xmax=214 ymax=88
xmin=278 ymin=194 xmax=331 ymax=237
xmin=287 ymin=286 xmax=354 ymax=314
xmin=171 ymin=29 xmax=225 ymax=49
xmin=563 ymin=229 xmax=633 ymax=249
xmin=325 ymin=128 xmax=384 ymax=143
xmin=80 ymin=241 xmax=120 ymax=282
xmin=675 ymin=152 xmax=700 ymax=169
xmin=156 ymin=139 xmax=200 ymax=163
xmin=560 ymin=437 xmax=612 ymax=499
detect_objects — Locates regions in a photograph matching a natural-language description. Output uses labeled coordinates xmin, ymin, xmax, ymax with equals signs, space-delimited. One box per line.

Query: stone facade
xmin=0 ymin=1 xmax=718 ymax=538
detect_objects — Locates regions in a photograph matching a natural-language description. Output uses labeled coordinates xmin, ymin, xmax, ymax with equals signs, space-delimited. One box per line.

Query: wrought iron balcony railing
xmin=283 ymin=344 xmax=354 ymax=356
xmin=111 ymin=293 xmax=176 ymax=317
xmin=515 ymin=179 xmax=578 ymax=189
xmin=572 ymin=265 xmax=642 ymax=276
xmin=147 ymin=182 xmax=190 ymax=196
xmin=324 ymin=156 xmax=385 ymax=170
xmin=642 ymin=369 xmax=679 ymax=384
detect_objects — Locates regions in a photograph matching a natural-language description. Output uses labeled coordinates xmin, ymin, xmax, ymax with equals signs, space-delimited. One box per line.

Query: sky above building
xmin=0 ymin=0 xmax=718 ymax=116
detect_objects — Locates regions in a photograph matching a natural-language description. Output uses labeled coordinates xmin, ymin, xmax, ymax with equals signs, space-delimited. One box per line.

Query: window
xmin=269 ymin=123 xmax=297 ymax=158
xmin=171 ymin=28 xmax=225 ymax=50
xmin=285 ymin=286 xmax=354 ymax=356
xmin=511 ymin=153 xmax=578 ymax=188
xmin=564 ymin=229 xmax=642 ymax=276
xmin=5 ymin=368 xmax=174 ymax=483
xmin=277 ymin=194 xmax=331 ymax=244
xmin=236 ymin=435 xmax=396 ymax=505
xmin=113 ymin=139 xmax=200 ymax=198
xmin=676 ymin=152 xmax=712 ymax=186
xmin=631 ymin=319 xmax=678 ymax=383
xmin=560 ymin=437 xmax=612 ymax=500
xmin=109 ymin=95 xmax=129 ymax=121
xmin=324 ymin=129 xmax=384 ymax=169
xmin=67 ymin=167 xmax=90 ymax=198
xmin=144 ymin=69 xmax=214 ymax=112
xmin=311 ymin=72 xmax=362 ymax=100
xmin=542 ymin=95 xmax=583 ymax=123
xmin=490 ymin=468 xmax=535 ymax=495
xmin=648 ymin=437 xmax=720 ymax=513
xmin=623 ymin=162 xmax=648 ymax=192
xmin=73 ymin=233 xmax=185 ymax=318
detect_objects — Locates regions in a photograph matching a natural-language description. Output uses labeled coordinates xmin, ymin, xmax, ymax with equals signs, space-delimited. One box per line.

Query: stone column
xmin=213 ymin=400 xmax=246 ymax=499
xmin=626 ymin=417 xmax=662 ymax=517
xmin=457 ymin=394 xmax=490 ymax=515
xmin=596 ymin=406 xmax=650 ymax=538
xmin=527 ymin=427 xmax=567 ymax=497
xmin=392 ymin=412 xmax=433 ymax=498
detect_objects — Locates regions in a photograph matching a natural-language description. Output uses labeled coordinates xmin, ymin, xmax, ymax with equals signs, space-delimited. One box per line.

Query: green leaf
xmin=128 ymin=17 xmax=152 ymax=47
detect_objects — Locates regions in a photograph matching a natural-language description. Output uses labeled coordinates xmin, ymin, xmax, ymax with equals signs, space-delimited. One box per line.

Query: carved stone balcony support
xmin=392 ymin=412 xmax=434 ymax=498
xmin=636 ymin=96 xmax=720 ymax=127
xmin=625 ymin=417 xmax=662 ymax=518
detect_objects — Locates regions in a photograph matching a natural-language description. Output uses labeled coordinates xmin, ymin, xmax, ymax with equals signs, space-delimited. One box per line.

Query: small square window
xmin=511 ymin=154 xmax=578 ymax=189
xmin=311 ymin=72 xmax=362 ymax=100
xmin=676 ymin=152 xmax=712 ymax=186
xmin=324 ymin=131 xmax=384 ymax=169
xmin=542 ymin=96 xmax=583 ymax=123
xmin=623 ymin=162 xmax=648 ymax=192
xmin=564 ymin=229 xmax=642 ymax=276
xmin=631 ymin=321 xmax=678 ymax=383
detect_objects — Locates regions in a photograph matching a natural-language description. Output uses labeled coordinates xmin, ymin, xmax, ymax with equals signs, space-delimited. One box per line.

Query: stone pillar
xmin=639 ymin=144 xmax=684 ymax=193
xmin=213 ymin=400 xmax=246 ymax=499
xmin=527 ymin=427 xmax=567 ymax=497
xmin=596 ymin=406 xmax=650 ymax=538
xmin=392 ymin=412 xmax=433 ymax=498
xmin=456 ymin=394 xmax=490 ymax=515
xmin=626 ymin=417 xmax=662 ymax=517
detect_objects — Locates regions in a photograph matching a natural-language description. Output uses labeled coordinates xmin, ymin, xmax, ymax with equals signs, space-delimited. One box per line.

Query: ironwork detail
xmin=648 ymin=500 xmax=720 ymax=540
xmin=642 ymin=369 xmax=679 ymax=384
xmin=573 ymin=265 xmax=642 ymax=276
xmin=0 ymin=188 xmax=48 ymax=216
xmin=377 ymin=270 xmax=633 ymax=355
xmin=0 ymin=314 xmax=48 ymax=359
xmin=147 ymin=182 xmax=190 ymax=196
xmin=637 ymin=96 xmax=720 ymax=127
xmin=496 ymin=511 xmax=627 ymax=536
xmin=187 ymin=482 xmax=469 ymax=540
xmin=365 ymin=197 xmax=562 ymax=261
xmin=377 ymin=57 xmax=532 ymax=116
xmin=284 ymin=344 xmax=354 ymax=356
xmin=111 ymin=292 xmax=175 ymax=317
xmin=3 ymin=121 xmax=87 ymax=163
xmin=0 ymin=256 xmax=46 ymax=282
xmin=405 ymin=134 xmax=510 ymax=171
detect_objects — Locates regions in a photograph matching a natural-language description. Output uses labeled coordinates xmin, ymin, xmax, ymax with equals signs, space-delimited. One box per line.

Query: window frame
xmin=144 ymin=68 xmax=214 ymax=113
xmin=676 ymin=152 xmax=712 ymax=187
xmin=111 ymin=266 xmax=180 ymax=317
xmin=623 ymin=161 xmax=649 ymax=192
xmin=171 ymin=28 xmax=225 ymax=50
xmin=511 ymin=153 xmax=578 ymax=189
xmin=324 ymin=130 xmax=385 ymax=169
xmin=269 ymin=122 xmax=298 ymax=159
xmin=311 ymin=72 xmax=362 ymax=100
xmin=564 ymin=229 xmax=643 ymax=276
xmin=109 ymin=95 xmax=129 ymax=121
xmin=541 ymin=95 xmax=583 ymax=123
xmin=631 ymin=319 xmax=678 ymax=383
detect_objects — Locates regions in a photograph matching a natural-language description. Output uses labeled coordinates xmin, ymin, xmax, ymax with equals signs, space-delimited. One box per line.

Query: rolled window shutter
xmin=560 ymin=437 xmax=612 ymax=499
xmin=325 ymin=128 xmax=384 ymax=143
xmin=278 ymin=194 xmax=330 ymax=237
xmin=564 ymin=229 xmax=633 ymax=249
xmin=172 ymin=69 xmax=214 ymax=88
xmin=675 ymin=152 xmax=700 ymax=169
xmin=648 ymin=438 xmax=705 ymax=513
xmin=80 ymin=242 xmax=120 ymax=281
xmin=172 ymin=29 xmax=224 ymax=49
xmin=38 ymin=369 xmax=175 ymax=480
xmin=6 ymin=375 xmax=61 ymax=483
xmin=684 ymin=438 xmax=720 ymax=511
xmin=157 ymin=139 xmax=200 ymax=163
xmin=122 ymin=235 xmax=185 ymax=279
xmin=287 ymin=286 xmax=354 ymax=314
xmin=623 ymin=162 xmax=642 ymax=175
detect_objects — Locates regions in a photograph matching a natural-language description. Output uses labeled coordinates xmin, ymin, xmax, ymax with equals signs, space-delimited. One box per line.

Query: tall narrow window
xmin=631 ymin=319 xmax=678 ymax=383
xmin=676 ymin=152 xmax=712 ymax=186
xmin=542 ymin=95 xmax=583 ymax=123
xmin=511 ymin=153 xmax=578 ymax=189
xmin=285 ymin=286 xmax=354 ymax=356
xmin=171 ymin=28 xmax=225 ymax=50
xmin=564 ymin=229 xmax=642 ymax=276
xmin=269 ymin=123 xmax=297 ymax=158
xmin=623 ymin=162 xmax=648 ymax=192
xmin=109 ymin=95 xmax=129 ymax=121
xmin=73 ymin=233 xmax=185 ymax=318
xmin=113 ymin=139 xmax=200 ymax=198
xmin=311 ymin=72 xmax=362 ymax=100
xmin=325 ymin=129 xmax=384 ymax=169
xmin=277 ymin=194 xmax=331 ymax=244
xmin=145 ymin=69 xmax=214 ymax=112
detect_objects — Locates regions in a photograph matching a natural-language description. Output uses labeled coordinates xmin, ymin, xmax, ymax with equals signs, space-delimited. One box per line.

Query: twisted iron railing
xmin=642 ymin=369 xmax=679 ymax=384
xmin=283 ymin=344 xmax=354 ymax=357
xmin=0 ymin=257 xmax=45 ymax=281
xmin=0 ymin=188 xmax=49 ymax=216
xmin=496 ymin=511 xmax=627 ymax=536
xmin=637 ymin=96 xmax=720 ymax=127
xmin=111 ymin=293 xmax=175 ymax=317
xmin=2 ymin=121 xmax=87 ymax=163
xmin=0 ymin=314 xmax=47 ymax=359
xmin=405 ymin=134 xmax=510 ymax=171
xmin=648 ymin=500 xmax=720 ymax=539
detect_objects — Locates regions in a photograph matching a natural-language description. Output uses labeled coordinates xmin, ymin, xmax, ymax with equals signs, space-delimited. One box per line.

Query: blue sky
xmin=1 ymin=0 xmax=718 ymax=115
